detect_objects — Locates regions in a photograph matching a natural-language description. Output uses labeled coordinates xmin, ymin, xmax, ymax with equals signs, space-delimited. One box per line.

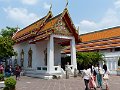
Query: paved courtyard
xmin=14 ymin=75 xmax=120 ymax=90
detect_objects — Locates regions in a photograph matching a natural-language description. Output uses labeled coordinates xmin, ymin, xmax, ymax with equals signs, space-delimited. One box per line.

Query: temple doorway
xmin=61 ymin=56 xmax=71 ymax=70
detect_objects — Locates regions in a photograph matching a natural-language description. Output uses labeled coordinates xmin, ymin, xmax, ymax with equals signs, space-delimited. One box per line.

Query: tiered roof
xmin=64 ymin=26 xmax=120 ymax=53
xmin=80 ymin=26 xmax=120 ymax=42
xmin=12 ymin=9 xmax=79 ymax=44
xmin=12 ymin=11 xmax=53 ymax=43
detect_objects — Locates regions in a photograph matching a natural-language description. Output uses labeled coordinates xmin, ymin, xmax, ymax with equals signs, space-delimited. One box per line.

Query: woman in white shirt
xmin=82 ymin=67 xmax=91 ymax=90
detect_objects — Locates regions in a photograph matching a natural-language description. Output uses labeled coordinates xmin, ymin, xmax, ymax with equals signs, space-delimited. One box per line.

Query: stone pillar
xmin=106 ymin=60 xmax=109 ymax=70
xmin=115 ymin=61 xmax=117 ymax=70
xmin=47 ymin=36 xmax=54 ymax=74
xmin=110 ymin=61 xmax=113 ymax=70
xmin=115 ymin=57 xmax=118 ymax=70
xmin=70 ymin=38 xmax=77 ymax=69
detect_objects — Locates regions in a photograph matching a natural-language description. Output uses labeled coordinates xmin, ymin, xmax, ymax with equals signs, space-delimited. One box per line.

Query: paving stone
xmin=15 ymin=75 xmax=120 ymax=90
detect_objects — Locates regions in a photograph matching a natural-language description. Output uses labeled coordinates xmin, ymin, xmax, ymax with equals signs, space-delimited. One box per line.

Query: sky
xmin=0 ymin=0 xmax=120 ymax=34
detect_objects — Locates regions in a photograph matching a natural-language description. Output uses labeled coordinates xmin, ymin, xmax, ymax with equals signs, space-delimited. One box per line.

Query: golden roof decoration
xmin=13 ymin=8 xmax=79 ymax=44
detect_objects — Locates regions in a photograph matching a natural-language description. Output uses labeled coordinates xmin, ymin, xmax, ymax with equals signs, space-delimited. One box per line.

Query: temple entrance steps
xmin=59 ymin=67 xmax=74 ymax=79
xmin=52 ymin=67 xmax=74 ymax=79
xmin=67 ymin=67 xmax=74 ymax=76
xmin=61 ymin=68 xmax=66 ymax=76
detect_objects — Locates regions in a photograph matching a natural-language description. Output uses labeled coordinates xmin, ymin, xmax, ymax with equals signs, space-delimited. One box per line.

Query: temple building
xmin=12 ymin=8 xmax=79 ymax=79
xmin=65 ymin=26 xmax=120 ymax=74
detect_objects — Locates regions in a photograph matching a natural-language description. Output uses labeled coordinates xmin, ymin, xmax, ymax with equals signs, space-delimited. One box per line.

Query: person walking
xmin=15 ymin=65 xmax=21 ymax=80
xmin=89 ymin=65 xmax=97 ymax=90
xmin=103 ymin=64 xmax=110 ymax=90
xmin=95 ymin=64 xmax=103 ymax=89
xmin=82 ymin=66 xmax=91 ymax=90
xmin=0 ymin=64 xmax=4 ymax=74
xmin=5 ymin=65 xmax=11 ymax=77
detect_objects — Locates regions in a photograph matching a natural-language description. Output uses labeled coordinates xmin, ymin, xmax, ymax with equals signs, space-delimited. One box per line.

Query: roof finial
xmin=65 ymin=0 xmax=68 ymax=8
xmin=77 ymin=26 xmax=80 ymax=34
xmin=16 ymin=25 xmax=19 ymax=31
xmin=50 ymin=0 xmax=52 ymax=11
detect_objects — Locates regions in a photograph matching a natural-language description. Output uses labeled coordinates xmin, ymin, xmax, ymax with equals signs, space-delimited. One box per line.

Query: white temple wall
xmin=35 ymin=40 xmax=48 ymax=67
xmin=13 ymin=40 xmax=49 ymax=68
xmin=13 ymin=39 xmax=62 ymax=68
xmin=54 ymin=43 xmax=61 ymax=66
xmin=13 ymin=41 xmax=29 ymax=67
xmin=99 ymin=49 xmax=120 ymax=74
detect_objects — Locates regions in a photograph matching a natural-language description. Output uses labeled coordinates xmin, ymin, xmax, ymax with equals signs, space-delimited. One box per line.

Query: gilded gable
xmin=54 ymin=18 xmax=72 ymax=36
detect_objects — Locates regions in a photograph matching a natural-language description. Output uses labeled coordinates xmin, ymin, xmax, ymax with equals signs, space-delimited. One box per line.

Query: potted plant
xmin=0 ymin=74 xmax=5 ymax=88
xmin=3 ymin=77 xmax=16 ymax=90
xmin=0 ymin=74 xmax=4 ymax=81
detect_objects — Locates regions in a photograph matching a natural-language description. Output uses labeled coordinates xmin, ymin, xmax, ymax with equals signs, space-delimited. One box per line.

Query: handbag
xmin=89 ymin=76 xmax=97 ymax=88
xmin=99 ymin=69 xmax=104 ymax=75
xmin=103 ymin=73 xmax=109 ymax=80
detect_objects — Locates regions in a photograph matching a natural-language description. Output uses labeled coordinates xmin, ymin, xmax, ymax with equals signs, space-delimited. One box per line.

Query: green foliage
xmin=77 ymin=52 xmax=104 ymax=68
xmin=4 ymin=77 xmax=16 ymax=90
xmin=0 ymin=27 xmax=17 ymax=60
xmin=0 ymin=74 xmax=4 ymax=81
xmin=0 ymin=37 xmax=15 ymax=59
xmin=3 ymin=86 xmax=9 ymax=90
xmin=0 ymin=26 xmax=17 ymax=37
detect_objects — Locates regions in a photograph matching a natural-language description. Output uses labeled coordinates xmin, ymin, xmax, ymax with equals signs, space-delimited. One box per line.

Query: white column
xmin=115 ymin=57 xmax=118 ymax=70
xmin=106 ymin=60 xmax=109 ymax=70
xmin=110 ymin=61 xmax=113 ymax=70
xmin=70 ymin=38 xmax=77 ymax=69
xmin=47 ymin=36 xmax=54 ymax=74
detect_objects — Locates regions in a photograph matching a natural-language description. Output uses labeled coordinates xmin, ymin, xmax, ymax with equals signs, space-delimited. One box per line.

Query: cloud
xmin=99 ymin=9 xmax=119 ymax=28
xmin=79 ymin=4 xmax=120 ymax=34
xmin=21 ymin=0 xmax=38 ymax=5
xmin=43 ymin=2 xmax=50 ymax=10
xmin=79 ymin=20 xmax=98 ymax=34
xmin=114 ymin=0 xmax=120 ymax=9
xmin=4 ymin=7 xmax=39 ymax=25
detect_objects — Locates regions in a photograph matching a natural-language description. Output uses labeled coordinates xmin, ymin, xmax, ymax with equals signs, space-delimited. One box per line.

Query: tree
xmin=0 ymin=36 xmax=14 ymax=59
xmin=0 ymin=27 xmax=17 ymax=62
xmin=0 ymin=26 xmax=17 ymax=37
xmin=76 ymin=52 xmax=104 ymax=68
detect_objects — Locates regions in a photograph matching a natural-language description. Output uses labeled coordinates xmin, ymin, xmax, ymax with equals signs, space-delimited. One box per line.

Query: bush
xmin=4 ymin=77 xmax=16 ymax=90
xmin=0 ymin=74 xmax=4 ymax=81
xmin=3 ymin=86 xmax=9 ymax=90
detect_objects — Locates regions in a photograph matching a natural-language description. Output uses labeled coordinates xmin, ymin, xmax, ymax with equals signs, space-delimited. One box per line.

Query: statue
xmin=21 ymin=49 xmax=24 ymax=67
xmin=44 ymin=48 xmax=47 ymax=66
xmin=28 ymin=48 xmax=32 ymax=67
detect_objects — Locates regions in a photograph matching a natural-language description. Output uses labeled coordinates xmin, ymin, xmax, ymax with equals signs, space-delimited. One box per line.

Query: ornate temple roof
xmin=80 ymin=26 xmax=120 ymax=42
xmin=12 ymin=9 xmax=79 ymax=44
xmin=63 ymin=26 xmax=120 ymax=53
xmin=12 ymin=11 xmax=53 ymax=43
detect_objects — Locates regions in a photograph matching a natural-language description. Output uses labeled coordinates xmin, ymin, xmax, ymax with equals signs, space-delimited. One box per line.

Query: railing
xmin=24 ymin=66 xmax=64 ymax=74
xmin=24 ymin=68 xmax=37 ymax=74
xmin=36 ymin=66 xmax=47 ymax=73
xmin=68 ymin=65 xmax=74 ymax=73
xmin=24 ymin=68 xmax=36 ymax=71
xmin=53 ymin=66 xmax=61 ymax=73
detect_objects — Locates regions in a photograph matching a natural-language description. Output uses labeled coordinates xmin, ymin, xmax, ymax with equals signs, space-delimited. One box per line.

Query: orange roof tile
xmin=40 ymin=17 xmax=58 ymax=32
xmin=63 ymin=27 xmax=120 ymax=53
xmin=110 ymin=43 xmax=120 ymax=47
xmin=13 ymin=17 xmax=46 ymax=40
xmin=13 ymin=9 xmax=79 ymax=44
xmin=80 ymin=26 xmax=120 ymax=42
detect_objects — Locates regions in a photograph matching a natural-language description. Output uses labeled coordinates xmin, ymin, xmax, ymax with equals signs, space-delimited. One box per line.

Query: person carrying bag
xmin=103 ymin=64 xmax=110 ymax=90
xmin=103 ymin=73 xmax=109 ymax=80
